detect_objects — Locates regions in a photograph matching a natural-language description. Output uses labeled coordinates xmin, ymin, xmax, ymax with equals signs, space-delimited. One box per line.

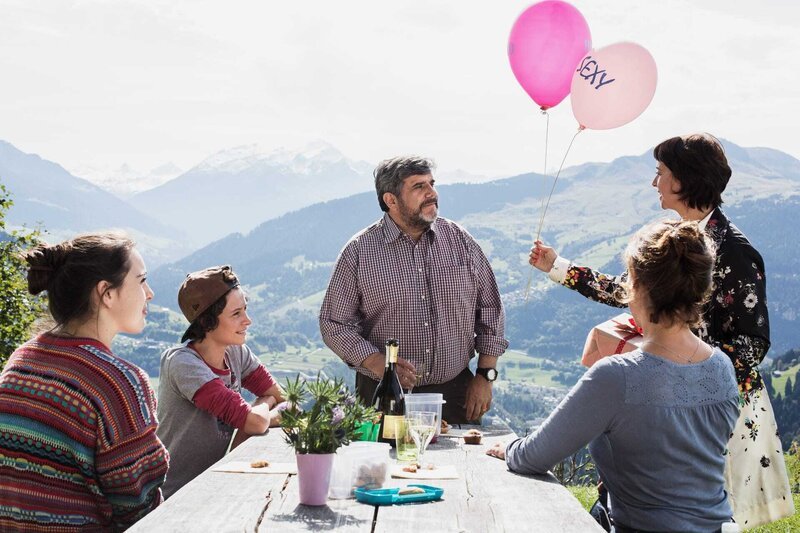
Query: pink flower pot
xmin=295 ymin=453 xmax=334 ymax=506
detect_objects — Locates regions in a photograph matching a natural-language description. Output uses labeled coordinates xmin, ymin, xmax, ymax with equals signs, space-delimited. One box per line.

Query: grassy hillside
xmin=256 ymin=345 xmax=574 ymax=391
xmin=566 ymin=487 xmax=799 ymax=532
xmin=259 ymin=345 xmax=341 ymax=382
xmin=569 ymin=450 xmax=800 ymax=530
xmin=772 ymin=363 xmax=800 ymax=398
xmin=497 ymin=349 xmax=574 ymax=388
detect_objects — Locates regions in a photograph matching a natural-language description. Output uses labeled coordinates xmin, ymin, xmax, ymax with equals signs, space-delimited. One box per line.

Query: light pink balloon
xmin=508 ymin=1 xmax=591 ymax=110
xmin=570 ymin=42 xmax=658 ymax=130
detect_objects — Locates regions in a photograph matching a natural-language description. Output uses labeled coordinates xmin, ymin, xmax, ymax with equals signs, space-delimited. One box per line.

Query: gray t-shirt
xmin=156 ymin=343 xmax=263 ymax=499
xmin=505 ymin=348 xmax=740 ymax=532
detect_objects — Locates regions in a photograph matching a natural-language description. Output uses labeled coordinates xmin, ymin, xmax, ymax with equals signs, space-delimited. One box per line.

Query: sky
xmin=1 ymin=0 xmax=798 ymax=181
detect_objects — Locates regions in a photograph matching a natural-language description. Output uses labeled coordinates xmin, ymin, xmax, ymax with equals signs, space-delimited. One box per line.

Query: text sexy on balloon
xmin=576 ymin=56 xmax=615 ymax=90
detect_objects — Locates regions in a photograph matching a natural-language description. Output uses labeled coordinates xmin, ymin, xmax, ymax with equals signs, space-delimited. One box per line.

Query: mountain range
xmin=129 ymin=141 xmax=375 ymax=244
xmin=0 ymin=141 xmax=192 ymax=266
xmin=0 ymin=139 xmax=375 ymax=263
xmin=66 ymin=161 xmax=184 ymax=198
xmin=143 ymin=140 xmax=800 ymax=360
xmin=2 ymin=136 xmax=798 ymax=362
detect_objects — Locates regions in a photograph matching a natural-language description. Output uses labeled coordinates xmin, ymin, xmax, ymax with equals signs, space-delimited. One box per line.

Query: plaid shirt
xmin=319 ymin=213 xmax=508 ymax=385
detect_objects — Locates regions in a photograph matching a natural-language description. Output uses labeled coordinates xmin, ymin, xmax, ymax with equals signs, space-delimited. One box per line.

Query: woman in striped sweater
xmin=0 ymin=232 xmax=169 ymax=531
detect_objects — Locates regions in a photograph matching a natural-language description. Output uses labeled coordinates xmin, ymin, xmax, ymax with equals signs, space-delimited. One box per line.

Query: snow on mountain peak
xmin=67 ymin=161 xmax=184 ymax=197
xmin=195 ymin=140 xmax=353 ymax=175
xmin=196 ymin=144 xmax=266 ymax=172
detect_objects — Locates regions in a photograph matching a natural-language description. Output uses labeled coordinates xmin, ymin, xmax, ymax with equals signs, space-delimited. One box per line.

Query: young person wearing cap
xmin=156 ymin=265 xmax=284 ymax=499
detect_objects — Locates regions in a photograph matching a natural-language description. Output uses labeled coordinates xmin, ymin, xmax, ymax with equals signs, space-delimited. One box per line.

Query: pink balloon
xmin=508 ymin=1 xmax=591 ymax=110
xmin=570 ymin=42 xmax=658 ymax=130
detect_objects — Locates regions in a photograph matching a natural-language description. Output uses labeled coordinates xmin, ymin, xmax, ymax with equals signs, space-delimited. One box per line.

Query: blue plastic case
xmin=354 ymin=484 xmax=444 ymax=505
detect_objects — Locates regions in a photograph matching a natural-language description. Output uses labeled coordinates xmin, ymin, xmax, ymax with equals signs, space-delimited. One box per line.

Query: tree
xmin=0 ymin=183 xmax=44 ymax=367
xmin=552 ymin=447 xmax=597 ymax=486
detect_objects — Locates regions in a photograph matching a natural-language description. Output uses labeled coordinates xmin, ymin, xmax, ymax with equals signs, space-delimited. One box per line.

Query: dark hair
xmin=374 ymin=156 xmax=435 ymax=212
xmin=183 ymin=290 xmax=231 ymax=342
xmin=622 ymin=220 xmax=715 ymax=328
xmin=652 ymin=133 xmax=731 ymax=210
xmin=23 ymin=232 xmax=135 ymax=326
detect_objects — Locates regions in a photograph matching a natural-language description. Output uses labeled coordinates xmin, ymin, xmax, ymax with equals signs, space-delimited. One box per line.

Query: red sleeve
xmin=241 ymin=365 xmax=276 ymax=397
xmin=192 ymin=378 xmax=251 ymax=430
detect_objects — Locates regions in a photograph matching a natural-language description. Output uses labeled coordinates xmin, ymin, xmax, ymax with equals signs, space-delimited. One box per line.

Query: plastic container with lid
xmin=404 ymin=393 xmax=446 ymax=439
xmin=328 ymin=441 xmax=391 ymax=499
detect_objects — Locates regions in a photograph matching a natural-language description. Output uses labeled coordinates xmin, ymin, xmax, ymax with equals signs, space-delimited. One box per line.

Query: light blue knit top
xmin=505 ymin=348 xmax=740 ymax=532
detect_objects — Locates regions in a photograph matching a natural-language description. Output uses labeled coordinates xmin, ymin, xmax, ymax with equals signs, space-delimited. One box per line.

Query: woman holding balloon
xmin=509 ymin=0 xmax=791 ymax=525
xmin=529 ymin=133 xmax=794 ymax=527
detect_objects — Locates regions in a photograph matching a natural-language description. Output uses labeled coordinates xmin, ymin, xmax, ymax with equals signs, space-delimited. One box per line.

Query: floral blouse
xmin=560 ymin=208 xmax=770 ymax=404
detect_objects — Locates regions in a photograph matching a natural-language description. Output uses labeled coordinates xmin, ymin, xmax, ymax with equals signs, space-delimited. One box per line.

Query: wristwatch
xmin=475 ymin=367 xmax=498 ymax=382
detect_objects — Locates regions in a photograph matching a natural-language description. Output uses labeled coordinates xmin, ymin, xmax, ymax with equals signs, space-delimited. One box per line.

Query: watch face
xmin=480 ymin=368 xmax=498 ymax=381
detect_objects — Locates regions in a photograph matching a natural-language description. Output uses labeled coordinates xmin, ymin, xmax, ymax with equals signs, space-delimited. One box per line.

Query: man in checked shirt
xmin=319 ymin=156 xmax=509 ymax=423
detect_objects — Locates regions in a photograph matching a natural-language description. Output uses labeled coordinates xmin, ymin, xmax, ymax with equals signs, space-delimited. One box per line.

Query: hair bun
xmin=24 ymin=242 xmax=70 ymax=295
xmin=625 ymin=219 xmax=714 ymax=328
xmin=668 ymin=227 xmax=682 ymax=250
xmin=663 ymin=222 xmax=707 ymax=260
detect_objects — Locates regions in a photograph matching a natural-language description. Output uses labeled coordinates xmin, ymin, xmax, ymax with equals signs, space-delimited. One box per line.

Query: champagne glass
xmin=405 ymin=372 xmax=424 ymax=394
xmin=407 ymin=411 xmax=437 ymax=466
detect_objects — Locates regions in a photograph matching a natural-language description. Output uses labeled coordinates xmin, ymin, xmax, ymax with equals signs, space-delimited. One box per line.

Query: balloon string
xmin=523 ymin=109 xmax=551 ymax=304
xmin=539 ymin=109 xmax=550 ymax=226
xmin=535 ymin=126 xmax=583 ymax=242
xmin=525 ymin=125 xmax=584 ymax=302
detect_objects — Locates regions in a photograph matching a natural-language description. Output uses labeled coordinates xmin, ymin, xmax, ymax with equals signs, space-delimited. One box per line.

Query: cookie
xmin=462 ymin=429 xmax=483 ymax=445
xmin=398 ymin=486 xmax=425 ymax=495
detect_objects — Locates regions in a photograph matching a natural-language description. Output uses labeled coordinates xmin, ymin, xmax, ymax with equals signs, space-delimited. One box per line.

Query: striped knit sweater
xmin=0 ymin=333 xmax=169 ymax=532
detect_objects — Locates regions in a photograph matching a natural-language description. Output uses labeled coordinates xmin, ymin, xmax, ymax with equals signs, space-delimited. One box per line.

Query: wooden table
xmin=129 ymin=422 xmax=602 ymax=532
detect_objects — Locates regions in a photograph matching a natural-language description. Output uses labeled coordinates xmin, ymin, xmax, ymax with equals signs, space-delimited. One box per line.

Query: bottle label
xmin=382 ymin=415 xmax=403 ymax=439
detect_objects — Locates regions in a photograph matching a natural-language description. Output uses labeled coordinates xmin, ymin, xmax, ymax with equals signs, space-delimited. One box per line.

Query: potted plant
xmin=281 ymin=374 xmax=376 ymax=505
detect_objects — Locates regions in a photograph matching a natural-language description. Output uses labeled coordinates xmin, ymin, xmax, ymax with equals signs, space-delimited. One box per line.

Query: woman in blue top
xmin=529 ymin=134 xmax=793 ymax=528
xmin=489 ymin=220 xmax=740 ymax=532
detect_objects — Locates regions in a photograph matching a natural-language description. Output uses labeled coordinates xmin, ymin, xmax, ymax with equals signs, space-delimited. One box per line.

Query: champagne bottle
xmin=372 ymin=338 xmax=405 ymax=446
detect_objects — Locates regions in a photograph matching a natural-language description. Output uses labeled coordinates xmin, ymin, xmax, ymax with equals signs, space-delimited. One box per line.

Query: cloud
xmin=0 ymin=0 xmax=796 ymax=178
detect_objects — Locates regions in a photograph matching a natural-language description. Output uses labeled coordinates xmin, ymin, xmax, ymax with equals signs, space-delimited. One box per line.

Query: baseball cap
xmin=178 ymin=265 xmax=240 ymax=342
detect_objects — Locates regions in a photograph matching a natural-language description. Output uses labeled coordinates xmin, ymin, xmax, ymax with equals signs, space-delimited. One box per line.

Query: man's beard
xmin=397 ymin=197 xmax=438 ymax=230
